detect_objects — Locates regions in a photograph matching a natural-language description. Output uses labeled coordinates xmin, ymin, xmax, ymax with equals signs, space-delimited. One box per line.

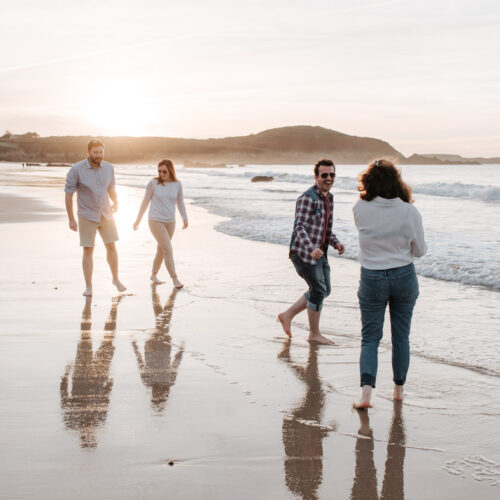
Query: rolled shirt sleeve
xmin=64 ymin=165 xmax=79 ymax=194
xmin=108 ymin=168 xmax=116 ymax=192
xmin=329 ymin=231 xmax=340 ymax=247
xmin=294 ymin=196 xmax=315 ymax=255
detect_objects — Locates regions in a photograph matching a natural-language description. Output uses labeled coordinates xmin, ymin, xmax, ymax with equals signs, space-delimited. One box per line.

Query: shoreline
xmin=0 ymin=178 xmax=499 ymax=499
xmin=0 ymin=191 xmax=63 ymax=223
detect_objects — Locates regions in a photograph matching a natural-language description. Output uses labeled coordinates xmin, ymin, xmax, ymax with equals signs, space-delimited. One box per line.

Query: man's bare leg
xmin=307 ymin=308 xmax=334 ymax=345
xmin=278 ymin=294 xmax=307 ymax=338
xmin=82 ymin=247 xmax=94 ymax=296
xmin=105 ymin=242 xmax=126 ymax=292
xmin=353 ymin=385 xmax=373 ymax=409
xmin=393 ymin=384 xmax=404 ymax=401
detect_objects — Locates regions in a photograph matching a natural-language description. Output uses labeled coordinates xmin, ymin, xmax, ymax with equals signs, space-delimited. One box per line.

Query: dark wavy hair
xmin=314 ymin=158 xmax=335 ymax=177
xmin=155 ymin=159 xmax=178 ymax=185
xmin=357 ymin=159 xmax=413 ymax=203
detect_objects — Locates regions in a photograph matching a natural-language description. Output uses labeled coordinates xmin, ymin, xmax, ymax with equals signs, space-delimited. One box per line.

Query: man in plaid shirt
xmin=278 ymin=159 xmax=345 ymax=345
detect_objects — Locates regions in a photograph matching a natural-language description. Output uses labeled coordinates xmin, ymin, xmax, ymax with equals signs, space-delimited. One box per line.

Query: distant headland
xmin=0 ymin=127 xmax=498 ymax=165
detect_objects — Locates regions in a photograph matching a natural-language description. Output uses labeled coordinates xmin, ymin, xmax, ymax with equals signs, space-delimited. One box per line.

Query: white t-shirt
xmin=138 ymin=179 xmax=187 ymax=224
xmin=353 ymin=196 xmax=427 ymax=270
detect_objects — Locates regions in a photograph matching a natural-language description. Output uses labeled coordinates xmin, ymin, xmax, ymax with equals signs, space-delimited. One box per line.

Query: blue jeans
xmin=291 ymin=252 xmax=331 ymax=311
xmin=357 ymin=263 xmax=419 ymax=388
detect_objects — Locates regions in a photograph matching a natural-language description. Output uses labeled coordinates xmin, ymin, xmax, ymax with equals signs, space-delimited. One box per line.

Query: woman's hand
xmin=183 ymin=219 xmax=189 ymax=229
xmin=133 ymin=221 xmax=139 ymax=231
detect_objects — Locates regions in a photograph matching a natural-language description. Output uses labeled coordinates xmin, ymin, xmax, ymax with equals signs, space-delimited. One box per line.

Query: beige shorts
xmin=79 ymin=216 xmax=119 ymax=247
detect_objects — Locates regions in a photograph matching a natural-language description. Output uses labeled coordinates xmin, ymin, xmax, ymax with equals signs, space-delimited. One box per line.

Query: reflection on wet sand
xmin=279 ymin=341 xmax=330 ymax=500
xmin=60 ymin=296 xmax=124 ymax=449
xmin=350 ymin=404 xmax=406 ymax=500
xmin=132 ymin=286 xmax=184 ymax=413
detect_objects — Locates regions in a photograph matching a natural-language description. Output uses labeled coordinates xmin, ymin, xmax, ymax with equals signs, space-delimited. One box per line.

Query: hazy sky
xmin=1 ymin=0 xmax=499 ymax=156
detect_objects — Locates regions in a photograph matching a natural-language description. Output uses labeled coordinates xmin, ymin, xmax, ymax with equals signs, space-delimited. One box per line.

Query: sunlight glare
xmin=84 ymin=78 xmax=153 ymax=136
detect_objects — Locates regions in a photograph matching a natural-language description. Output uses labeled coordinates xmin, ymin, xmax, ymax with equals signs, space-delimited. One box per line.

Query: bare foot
xmin=277 ymin=312 xmax=292 ymax=338
xmin=393 ymin=385 xmax=404 ymax=401
xmin=308 ymin=333 xmax=335 ymax=345
xmin=83 ymin=286 xmax=92 ymax=297
xmin=173 ymin=277 xmax=184 ymax=289
xmin=150 ymin=274 xmax=164 ymax=284
xmin=353 ymin=385 xmax=373 ymax=409
xmin=353 ymin=400 xmax=373 ymax=410
xmin=112 ymin=279 xmax=127 ymax=292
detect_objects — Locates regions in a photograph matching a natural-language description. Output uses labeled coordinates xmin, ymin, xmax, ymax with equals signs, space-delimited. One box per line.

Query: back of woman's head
xmin=357 ymin=159 xmax=413 ymax=203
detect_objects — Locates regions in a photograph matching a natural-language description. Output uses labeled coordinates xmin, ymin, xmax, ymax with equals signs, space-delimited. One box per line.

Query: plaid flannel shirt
xmin=289 ymin=185 xmax=340 ymax=265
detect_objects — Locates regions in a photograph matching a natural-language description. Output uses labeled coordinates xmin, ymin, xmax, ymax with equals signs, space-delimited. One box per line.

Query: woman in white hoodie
xmin=352 ymin=159 xmax=427 ymax=408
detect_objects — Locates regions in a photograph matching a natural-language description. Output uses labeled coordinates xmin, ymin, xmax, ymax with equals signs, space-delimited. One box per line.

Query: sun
xmin=83 ymin=78 xmax=153 ymax=136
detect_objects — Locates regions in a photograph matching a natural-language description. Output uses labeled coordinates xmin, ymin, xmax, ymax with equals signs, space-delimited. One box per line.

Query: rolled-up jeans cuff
xmin=394 ymin=379 xmax=405 ymax=386
xmin=306 ymin=299 xmax=322 ymax=312
xmin=361 ymin=374 xmax=376 ymax=388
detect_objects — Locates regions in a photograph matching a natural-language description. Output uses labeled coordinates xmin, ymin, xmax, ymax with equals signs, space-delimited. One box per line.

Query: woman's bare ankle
xmin=353 ymin=385 xmax=373 ymax=409
xmin=393 ymin=384 xmax=404 ymax=401
xmin=173 ymin=276 xmax=184 ymax=289
xmin=150 ymin=274 xmax=164 ymax=284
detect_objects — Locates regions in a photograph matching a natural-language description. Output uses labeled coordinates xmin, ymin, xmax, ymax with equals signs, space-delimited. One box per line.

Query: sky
xmin=0 ymin=0 xmax=499 ymax=157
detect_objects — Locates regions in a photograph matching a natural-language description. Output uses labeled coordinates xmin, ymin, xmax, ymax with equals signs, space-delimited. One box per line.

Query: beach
xmin=0 ymin=165 xmax=499 ymax=499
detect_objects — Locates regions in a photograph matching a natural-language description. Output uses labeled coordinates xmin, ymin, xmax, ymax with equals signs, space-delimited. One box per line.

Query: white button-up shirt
xmin=64 ymin=158 xmax=116 ymax=223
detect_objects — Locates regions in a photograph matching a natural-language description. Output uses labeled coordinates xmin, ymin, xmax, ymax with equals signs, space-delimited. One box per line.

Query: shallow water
xmin=2 ymin=161 xmax=498 ymax=376
xmin=0 ymin=176 xmax=499 ymax=499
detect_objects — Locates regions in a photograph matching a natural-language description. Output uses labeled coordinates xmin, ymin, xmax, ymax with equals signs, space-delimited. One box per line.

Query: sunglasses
xmin=320 ymin=172 xmax=336 ymax=179
xmin=158 ymin=170 xmax=168 ymax=174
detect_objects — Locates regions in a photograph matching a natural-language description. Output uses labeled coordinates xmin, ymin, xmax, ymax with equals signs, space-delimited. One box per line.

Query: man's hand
xmin=333 ymin=242 xmax=345 ymax=255
xmin=69 ymin=218 xmax=78 ymax=232
xmin=183 ymin=219 xmax=189 ymax=229
xmin=111 ymin=202 xmax=119 ymax=213
xmin=310 ymin=248 xmax=324 ymax=260
xmin=133 ymin=221 xmax=139 ymax=231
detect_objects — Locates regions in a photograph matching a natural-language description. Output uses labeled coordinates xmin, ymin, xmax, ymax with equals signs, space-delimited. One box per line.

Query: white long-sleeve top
xmin=137 ymin=179 xmax=188 ymax=224
xmin=353 ymin=196 xmax=427 ymax=270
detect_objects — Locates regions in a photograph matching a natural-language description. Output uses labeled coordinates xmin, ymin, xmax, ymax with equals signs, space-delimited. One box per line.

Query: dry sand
xmin=0 ymin=175 xmax=499 ymax=499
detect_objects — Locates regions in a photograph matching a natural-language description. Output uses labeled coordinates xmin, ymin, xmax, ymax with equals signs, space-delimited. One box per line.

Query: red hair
xmin=155 ymin=159 xmax=178 ymax=185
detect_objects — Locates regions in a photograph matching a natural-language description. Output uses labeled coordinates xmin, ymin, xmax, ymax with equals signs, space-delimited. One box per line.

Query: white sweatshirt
xmin=137 ymin=179 xmax=187 ymax=224
xmin=353 ymin=196 xmax=427 ymax=270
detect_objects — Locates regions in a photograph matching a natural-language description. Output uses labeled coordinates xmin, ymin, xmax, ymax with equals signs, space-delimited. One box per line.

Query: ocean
xmin=115 ymin=162 xmax=500 ymax=380
xmin=117 ymin=163 xmax=500 ymax=290
xmin=1 ymin=161 xmax=498 ymax=380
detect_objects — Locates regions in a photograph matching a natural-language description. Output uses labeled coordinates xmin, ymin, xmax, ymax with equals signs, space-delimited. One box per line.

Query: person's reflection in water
xmin=132 ymin=285 xmax=184 ymax=413
xmin=60 ymin=295 xmax=124 ymax=449
xmin=350 ymin=403 xmax=406 ymax=500
xmin=279 ymin=341 xmax=329 ymax=500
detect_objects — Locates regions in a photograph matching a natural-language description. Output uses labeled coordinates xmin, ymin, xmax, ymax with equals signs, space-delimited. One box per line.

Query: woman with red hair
xmin=134 ymin=159 xmax=188 ymax=289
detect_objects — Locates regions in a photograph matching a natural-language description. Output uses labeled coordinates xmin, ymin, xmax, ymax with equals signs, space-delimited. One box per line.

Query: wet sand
xmin=0 ymin=178 xmax=499 ymax=499
xmin=0 ymin=192 xmax=63 ymax=223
